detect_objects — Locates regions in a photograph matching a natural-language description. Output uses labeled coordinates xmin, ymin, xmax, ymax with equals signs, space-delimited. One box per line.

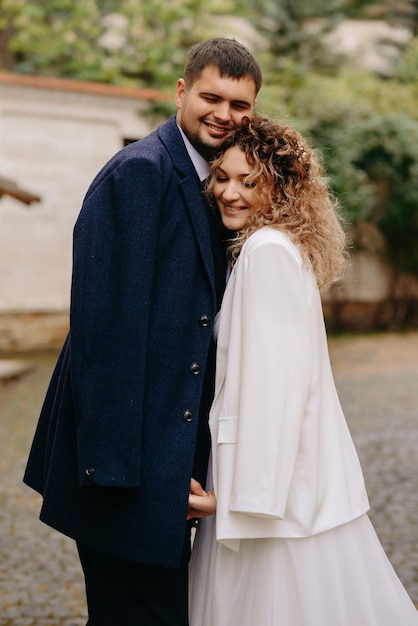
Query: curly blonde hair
xmin=208 ymin=114 xmax=348 ymax=290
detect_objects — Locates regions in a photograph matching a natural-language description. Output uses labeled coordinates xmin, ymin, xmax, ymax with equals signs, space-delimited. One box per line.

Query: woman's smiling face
xmin=213 ymin=145 xmax=260 ymax=232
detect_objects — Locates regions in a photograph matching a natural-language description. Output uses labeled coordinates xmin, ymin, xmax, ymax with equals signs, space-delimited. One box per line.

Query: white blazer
xmin=210 ymin=228 xmax=370 ymax=551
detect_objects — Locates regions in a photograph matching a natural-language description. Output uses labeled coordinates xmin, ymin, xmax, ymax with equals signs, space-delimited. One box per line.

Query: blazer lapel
xmin=158 ymin=117 xmax=226 ymax=308
xmin=181 ymin=176 xmax=226 ymax=308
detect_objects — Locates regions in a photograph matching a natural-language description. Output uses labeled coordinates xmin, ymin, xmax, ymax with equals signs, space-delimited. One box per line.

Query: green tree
xmin=343 ymin=0 xmax=379 ymax=18
xmin=0 ymin=0 xmax=112 ymax=80
xmin=249 ymin=0 xmax=346 ymax=75
xmin=103 ymin=0 xmax=207 ymax=85
xmin=385 ymin=0 xmax=418 ymax=34
xmin=0 ymin=0 xmax=14 ymax=68
xmin=350 ymin=0 xmax=418 ymax=29
xmin=0 ymin=0 xmax=208 ymax=86
xmin=396 ymin=34 xmax=418 ymax=82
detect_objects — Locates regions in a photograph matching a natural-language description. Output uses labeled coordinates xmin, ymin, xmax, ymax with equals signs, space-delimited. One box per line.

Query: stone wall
xmin=323 ymin=224 xmax=418 ymax=332
xmin=0 ymin=311 xmax=69 ymax=353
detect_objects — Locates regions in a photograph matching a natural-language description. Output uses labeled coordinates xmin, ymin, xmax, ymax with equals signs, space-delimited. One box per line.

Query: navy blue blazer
xmin=23 ymin=116 xmax=226 ymax=568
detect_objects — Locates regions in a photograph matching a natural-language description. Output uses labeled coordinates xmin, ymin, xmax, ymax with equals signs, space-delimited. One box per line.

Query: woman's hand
xmin=187 ymin=478 xmax=217 ymax=519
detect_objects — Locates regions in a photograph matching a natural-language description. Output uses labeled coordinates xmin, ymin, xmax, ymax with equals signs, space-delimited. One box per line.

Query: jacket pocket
xmin=217 ymin=416 xmax=238 ymax=444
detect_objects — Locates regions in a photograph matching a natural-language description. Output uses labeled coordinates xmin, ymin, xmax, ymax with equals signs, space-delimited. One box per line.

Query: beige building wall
xmin=0 ymin=74 xmax=169 ymax=349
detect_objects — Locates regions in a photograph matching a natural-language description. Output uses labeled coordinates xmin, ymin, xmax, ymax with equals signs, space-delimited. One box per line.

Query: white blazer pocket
xmin=217 ymin=416 xmax=238 ymax=444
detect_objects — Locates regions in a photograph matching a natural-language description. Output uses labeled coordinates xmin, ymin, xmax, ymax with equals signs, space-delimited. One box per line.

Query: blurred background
xmin=0 ymin=0 xmax=418 ymax=347
xmin=1 ymin=2 xmax=418 ymax=623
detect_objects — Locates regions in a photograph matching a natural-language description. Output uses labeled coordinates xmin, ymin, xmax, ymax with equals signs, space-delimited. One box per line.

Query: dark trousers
xmin=77 ymin=529 xmax=192 ymax=626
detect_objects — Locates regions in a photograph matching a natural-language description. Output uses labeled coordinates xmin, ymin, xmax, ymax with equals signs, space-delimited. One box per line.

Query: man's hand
xmin=187 ymin=478 xmax=216 ymax=520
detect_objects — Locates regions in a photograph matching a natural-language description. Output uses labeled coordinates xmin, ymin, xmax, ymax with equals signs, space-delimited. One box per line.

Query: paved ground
xmin=0 ymin=332 xmax=418 ymax=624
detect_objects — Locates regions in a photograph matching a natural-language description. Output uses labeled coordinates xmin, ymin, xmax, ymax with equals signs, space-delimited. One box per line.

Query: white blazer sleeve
xmin=229 ymin=236 xmax=313 ymax=519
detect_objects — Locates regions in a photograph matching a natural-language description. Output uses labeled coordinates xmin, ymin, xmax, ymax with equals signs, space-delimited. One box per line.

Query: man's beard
xmin=192 ymin=133 xmax=234 ymax=162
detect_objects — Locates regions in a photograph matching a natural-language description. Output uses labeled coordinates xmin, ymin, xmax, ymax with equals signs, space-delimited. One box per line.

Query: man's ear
xmin=175 ymin=78 xmax=186 ymax=109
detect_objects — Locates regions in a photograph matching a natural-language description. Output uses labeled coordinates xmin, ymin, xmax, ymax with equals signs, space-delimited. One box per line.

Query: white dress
xmin=189 ymin=229 xmax=418 ymax=626
xmin=189 ymin=474 xmax=418 ymax=625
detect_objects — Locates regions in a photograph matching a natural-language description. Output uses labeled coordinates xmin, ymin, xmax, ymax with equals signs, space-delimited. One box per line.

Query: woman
xmin=188 ymin=114 xmax=418 ymax=625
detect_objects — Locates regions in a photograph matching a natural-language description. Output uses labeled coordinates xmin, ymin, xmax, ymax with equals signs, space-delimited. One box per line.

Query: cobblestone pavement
xmin=1 ymin=333 xmax=418 ymax=624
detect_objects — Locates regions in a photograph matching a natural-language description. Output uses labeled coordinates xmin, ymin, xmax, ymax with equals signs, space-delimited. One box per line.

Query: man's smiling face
xmin=175 ymin=65 xmax=257 ymax=160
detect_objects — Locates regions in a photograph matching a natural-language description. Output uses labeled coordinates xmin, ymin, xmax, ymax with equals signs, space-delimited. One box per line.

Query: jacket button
xmin=199 ymin=314 xmax=210 ymax=327
xmin=85 ymin=466 xmax=95 ymax=477
xmin=182 ymin=410 xmax=194 ymax=422
xmin=190 ymin=362 xmax=201 ymax=375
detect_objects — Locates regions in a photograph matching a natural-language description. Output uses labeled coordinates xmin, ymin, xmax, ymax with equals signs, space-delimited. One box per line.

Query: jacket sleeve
xmin=70 ymin=151 xmax=166 ymax=488
xmin=229 ymin=237 xmax=313 ymax=518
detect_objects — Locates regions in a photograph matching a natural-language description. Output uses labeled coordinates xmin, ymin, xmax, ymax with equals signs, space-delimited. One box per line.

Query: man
xmin=23 ymin=38 xmax=262 ymax=625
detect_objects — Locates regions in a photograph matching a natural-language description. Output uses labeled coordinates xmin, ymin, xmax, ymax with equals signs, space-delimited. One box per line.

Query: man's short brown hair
xmin=183 ymin=38 xmax=262 ymax=95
